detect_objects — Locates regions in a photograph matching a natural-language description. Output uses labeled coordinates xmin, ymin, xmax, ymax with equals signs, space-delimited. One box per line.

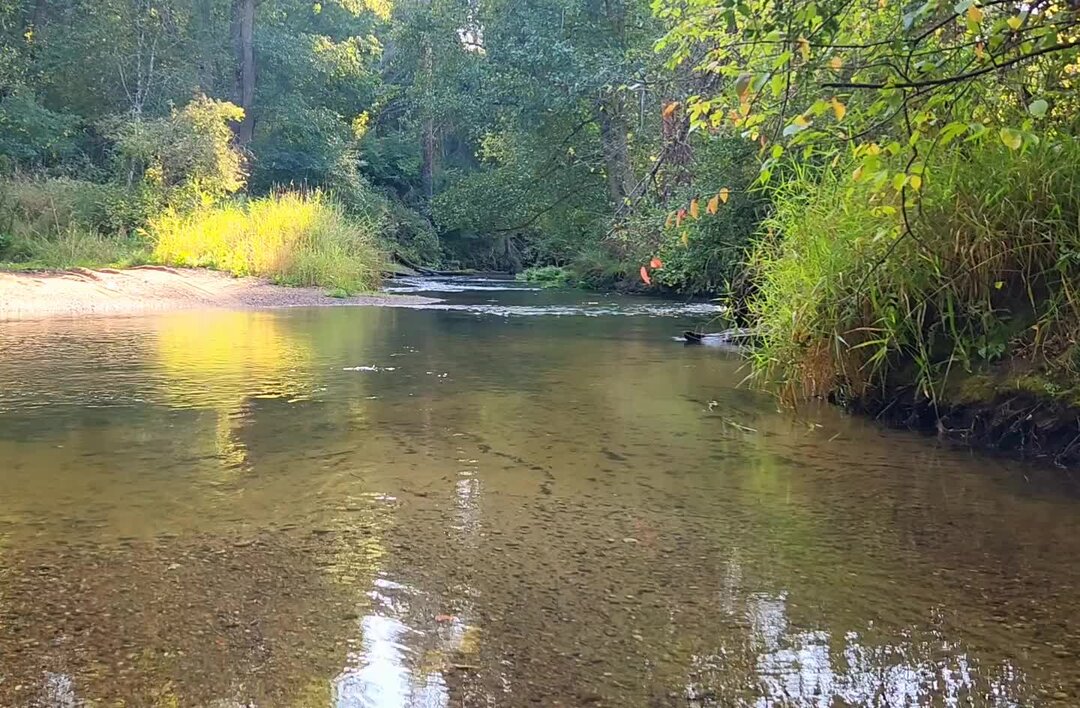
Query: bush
xmin=149 ymin=191 xmax=386 ymax=293
xmin=0 ymin=92 xmax=81 ymax=170
xmin=0 ymin=227 xmax=147 ymax=270
xmin=107 ymin=95 xmax=246 ymax=204
xmin=750 ymin=138 xmax=1080 ymax=406
xmin=518 ymin=265 xmax=571 ymax=287
xmin=0 ymin=176 xmax=158 ymax=241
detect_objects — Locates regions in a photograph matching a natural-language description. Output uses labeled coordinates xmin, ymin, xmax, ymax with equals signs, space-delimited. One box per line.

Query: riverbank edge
xmin=845 ymin=390 xmax=1080 ymax=468
xmin=0 ymin=266 xmax=440 ymax=321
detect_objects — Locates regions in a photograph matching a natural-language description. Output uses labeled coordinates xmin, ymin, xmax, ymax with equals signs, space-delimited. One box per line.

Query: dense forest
xmin=2 ymin=0 xmax=1079 ymax=455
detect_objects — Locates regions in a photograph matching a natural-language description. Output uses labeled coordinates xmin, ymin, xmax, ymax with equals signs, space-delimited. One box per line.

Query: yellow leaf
xmin=662 ymin=102 xmax=679 ymax=119
xmin=680 ymin=231 xmax=689 ymax=247
xmin=999 ymin=127 xmax=1023 ymax=150
xmin=793 ymin=114 xmax=810 ymax=127
xmin=852 ymin=165 xmax=864 ymax=181
xmin=975 ymin=42 xmax=985 ymax=60
xmin=689 ymin=198 xmax=700 ymax=219
xmin=829 ymin=56 xmax=843 ymax=71
xmin=1006 ymin=15 xmax=1022 ymax=30
xmin=719 ymin=187 xmax=731 ymax=204
xmin=797 ymin=37 xmax=810 ymax=62
xmin=878 ymin=0 xmax=886 ymax=7
xmin=707 ymin=195 xmax=720 ymax=214
xmin=908 ymin=174 xmax=922 ymax=191
xmin=831 ymin=97 xmax=846 ymax=121
xmin=966 ymin=3 xmax=983 ymax=22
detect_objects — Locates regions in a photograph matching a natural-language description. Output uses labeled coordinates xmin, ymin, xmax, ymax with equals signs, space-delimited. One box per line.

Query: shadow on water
xmin=0 ymin=278 xmax=1078 ymax=705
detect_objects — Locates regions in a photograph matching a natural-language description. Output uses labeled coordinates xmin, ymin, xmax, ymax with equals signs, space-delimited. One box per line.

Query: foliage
xmin=0 ymin=91 xmax=82 ymax=170
xmin=749 ymin=138 xmax=1080 ymax=405
xmin=0 ymin=177 xmax=159 ymax=238
xmin=149 ymin=191 xmax=386 ymax=292
xmin=0 ymin=228 xmax=148 ymax=271
xmin=518 ymin=265 xmax=573 ymax=287
xmin=108 ymin=96 xmax=246 ymax=203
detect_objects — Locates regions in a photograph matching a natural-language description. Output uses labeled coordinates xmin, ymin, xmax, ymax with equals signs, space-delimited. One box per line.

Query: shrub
xmin=518 ymin=265 xmax=571 ymax=287
xmin=0 ymin=177 xmax=158 ymax=242
xmin=149 ymin=191 xmax=386 ymax=293
xmin=750 ymin=138 xmax=1080 ymax=406
xmin=107 ymin=95 xmax=246 ymax=204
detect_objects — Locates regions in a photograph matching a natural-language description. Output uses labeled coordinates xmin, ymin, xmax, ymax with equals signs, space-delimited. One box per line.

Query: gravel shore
xmin=0 ymin=266 xmax=438 ymax=320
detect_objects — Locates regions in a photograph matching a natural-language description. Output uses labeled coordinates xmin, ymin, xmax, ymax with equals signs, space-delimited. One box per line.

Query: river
xmin=0 ymin=277 xmax=1078 ymax=706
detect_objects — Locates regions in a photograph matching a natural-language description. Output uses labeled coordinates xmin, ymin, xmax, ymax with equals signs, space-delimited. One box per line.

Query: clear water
xmin=0 ymin=278 xmax=1078 ymax=707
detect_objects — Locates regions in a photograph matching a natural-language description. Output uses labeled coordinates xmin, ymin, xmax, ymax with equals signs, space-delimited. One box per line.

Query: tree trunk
xmin=231 ymin=0 xmax=256 ymax=145
xmin=421 ymin=115 xmax=436 ymax=200
xmin=597 ymin=96 xmax=635 ymax=205
xmin=659 ymin=103 xmax=692 ymax=203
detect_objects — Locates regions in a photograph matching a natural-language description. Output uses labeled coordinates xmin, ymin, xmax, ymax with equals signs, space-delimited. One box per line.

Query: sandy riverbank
xmin=0 ymin=266 xmax=438 ymax=320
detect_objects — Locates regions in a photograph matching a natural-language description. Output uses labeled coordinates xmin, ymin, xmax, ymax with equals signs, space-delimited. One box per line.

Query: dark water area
xmin=0 ymin=277 xmax=1078 ymax=706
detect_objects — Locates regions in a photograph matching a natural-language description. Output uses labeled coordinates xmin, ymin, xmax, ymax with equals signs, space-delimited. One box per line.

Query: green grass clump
xmin=0 ymin=177 xmax=153 ymax=269
xmin=518 ymin=265 xmax=572 ymax=287
xmin=149 ymin=191 xmax=386 ymax=293
xmin=750 ymin=139 xmax=1080 ymax=406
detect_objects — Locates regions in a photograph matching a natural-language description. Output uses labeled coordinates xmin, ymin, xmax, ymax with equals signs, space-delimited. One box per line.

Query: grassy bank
xmin=150 ymin=192 xmax=385 ymax=294
xmin=749 ymin=139 xmax=1080 ymax=462
xmin=1 ymin=179 xmax=387 ymax=293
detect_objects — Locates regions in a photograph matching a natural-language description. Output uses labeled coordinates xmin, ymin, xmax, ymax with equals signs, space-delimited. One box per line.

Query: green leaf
xmin=1027 ymin=99 xmax=1048 ymax=118
xmin=999 ymin=128 xmax=1023 ymax=150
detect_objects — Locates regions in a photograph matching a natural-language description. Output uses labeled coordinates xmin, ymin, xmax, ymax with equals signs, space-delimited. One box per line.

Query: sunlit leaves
xmin=999 ymin=128 xmax=1023 ymax=150
xmin=782 ymin=115 xmax=810 ymax=137
xmin=831 ymin=98 xmax=846 ymax=121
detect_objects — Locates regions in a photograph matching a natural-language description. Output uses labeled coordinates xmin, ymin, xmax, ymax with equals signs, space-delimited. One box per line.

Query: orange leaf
xmin=664 ymin=212 xmax=676 ymax=228
xmin=676 ymin=208 xmax=686 ymax=227
xmin=639 ymin=266 xmax=652 ymax=286
xmin=650 ymin=257 xmax=664 ymax=269
xmin=706 ymin=195 xmax=719 ymax=214
xmin=662 ymin=102 xmax=679 ymax=118
xmin=690 ymin=198 xmax=700 ymax=219
xmin=719 ymin=187 xmax=730 ymax=204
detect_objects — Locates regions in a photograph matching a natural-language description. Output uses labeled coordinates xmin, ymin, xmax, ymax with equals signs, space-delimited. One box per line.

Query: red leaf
xmin=435 ymin=614 xmax=457 ymax=623
xmin=639 ymin=266 xmax=652 ymax=286
xmin=650 ymin=257 xmax=663 ymax=269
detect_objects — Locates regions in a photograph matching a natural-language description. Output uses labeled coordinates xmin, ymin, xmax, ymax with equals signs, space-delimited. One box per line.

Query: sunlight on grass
xmin=149 ymin=191 xmax=386 ymax=293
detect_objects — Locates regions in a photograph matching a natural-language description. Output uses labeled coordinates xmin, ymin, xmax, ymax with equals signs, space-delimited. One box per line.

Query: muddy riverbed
xmin=1 ymin=278 xmax=1078 ymax=706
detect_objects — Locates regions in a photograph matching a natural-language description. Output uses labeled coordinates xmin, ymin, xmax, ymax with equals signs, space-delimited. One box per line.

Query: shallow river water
xmin=1 ymin=278 xmax=1079 ymax=707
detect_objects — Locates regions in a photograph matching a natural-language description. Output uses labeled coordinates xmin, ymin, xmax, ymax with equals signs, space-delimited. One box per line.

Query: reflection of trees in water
xmin=685 ymin=582 xmax=1026 ymax=706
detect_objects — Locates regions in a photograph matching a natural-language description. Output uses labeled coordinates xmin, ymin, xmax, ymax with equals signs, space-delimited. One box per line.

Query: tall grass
xmin=750 ymin=139 xmax=1080 ymax=406
xmin=150 ymin=191 xmax=386 ymax=293
xmin=0 ymin=177 xmax=151 ymax=269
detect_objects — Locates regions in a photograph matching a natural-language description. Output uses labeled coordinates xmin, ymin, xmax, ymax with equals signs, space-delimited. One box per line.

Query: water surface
xmin=1 ymin=278 xmax=1078 ymax=706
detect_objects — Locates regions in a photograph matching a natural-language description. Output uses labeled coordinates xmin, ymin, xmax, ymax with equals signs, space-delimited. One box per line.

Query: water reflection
xmin=0 ymin=285 xmax=1078 ymax=705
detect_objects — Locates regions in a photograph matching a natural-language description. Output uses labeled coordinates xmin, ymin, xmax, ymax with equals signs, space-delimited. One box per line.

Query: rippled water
xmin=1 ymin=278 xmax=1079 ymax=707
